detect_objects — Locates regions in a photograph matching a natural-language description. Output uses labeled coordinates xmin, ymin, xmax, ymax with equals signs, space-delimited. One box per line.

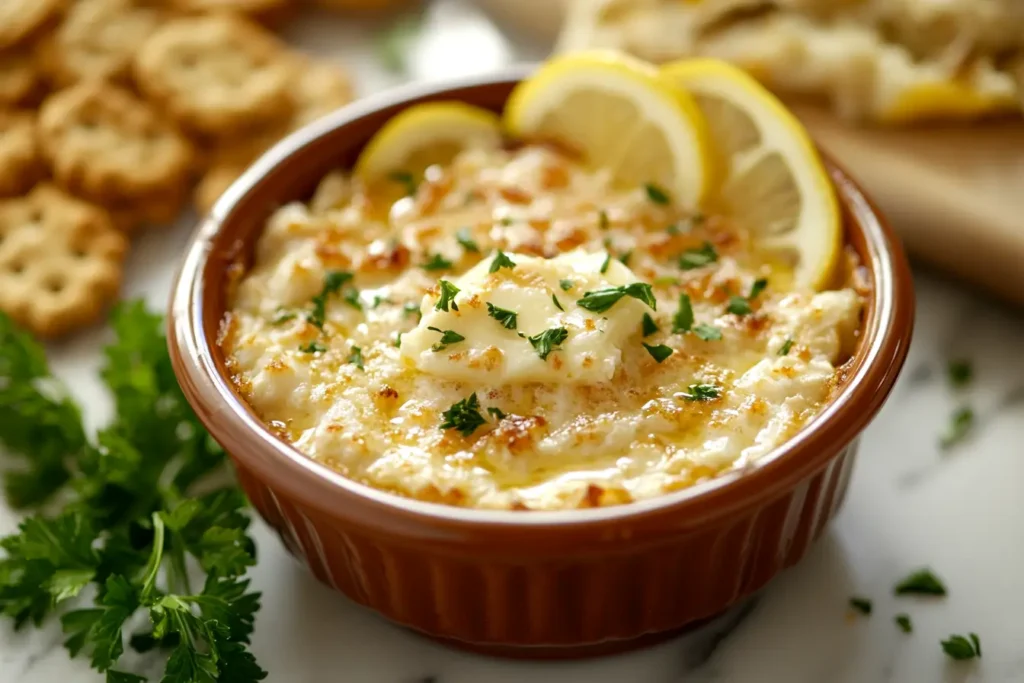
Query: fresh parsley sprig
xmin=577 ymin=283 xmax=656 ymax=314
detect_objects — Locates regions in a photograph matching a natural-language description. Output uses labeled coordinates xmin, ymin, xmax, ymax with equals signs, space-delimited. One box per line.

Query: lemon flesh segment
xmin=355 ymin=101 xmax=502 ymax=183
xmin=505 ymin=51 xmax=714 ymax=209
xmin=662 ymin=58 xmax=840 ymax=291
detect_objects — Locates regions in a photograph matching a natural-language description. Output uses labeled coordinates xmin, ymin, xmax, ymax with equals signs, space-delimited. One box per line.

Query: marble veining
xmin=3 ymin=3 xmax=1024 ymax=681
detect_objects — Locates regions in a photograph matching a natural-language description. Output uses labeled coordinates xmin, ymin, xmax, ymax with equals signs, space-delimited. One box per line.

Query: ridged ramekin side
xmin=233 ymin=442 xmax=857 ymax=653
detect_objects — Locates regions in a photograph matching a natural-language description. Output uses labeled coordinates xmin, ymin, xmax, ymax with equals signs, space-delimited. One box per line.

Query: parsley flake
xmin=427 ymin=327 xmax=465 ymax=352
xmin=947 ymin=359 xmax=972 ymax=388
xmin=489 ymin=250 xmax=516 ymax=273
xmin=848 ymin=597 xmax=872 ymax=615
xmin=894 ymin=569 xmax=947 ymax=596
xmin=598 ymin=210 xmax=610 ymax=230
xmin=371 ymin=295 xmax=390 ymax=309
xmin=528 ymin=327 xmax=569 ymax=360
xmin=456 ymin=227 xmax=480 ymax=253
xmin=271 ymin=309 xmax=296 ymax=325
xmin=895 ymin=614 xmax=913 ymax=633
xmin=642 ymin=313 xmax=659 ymax=337
xmin=487 ymin=407 xmax=507 ymax=420
xmin=435 ymin=280 xmax=461 ymax=312
xmin=779 ymin=338 xmax=795 ymax=356
xmin=440 ymin=393 xmax=488 ymax=437
xmin=939 ymin=407 xmax=974 ymax=449
xmin=671 ymin=294 xmax=694 ymax=333
xmin=693 ymin=324 xmax=722 ymax=341
xmin=618 ymin=250 xmax=633 ymax=267
xmin=941 ymin=634 xmax=981 ymax=661
xmin=749 ymin=278 xmax=768 ymax=299
xmin=552 ymin=294 xmax=564 ymax=311
xmin=499 ymin=216 xmax=514 ymax=226
xmin=422 ymin=254 xmax=453 ymax=271
xmin=643 ymin=343 xmax=673 ymax=363
xmin=342 ymin=288 xmax=363 ymax=311
xmin=387 ymin=170 xmax=417 ymax=196
xmin=726 ymin=296 xmax=752 ymax=316
xmin=679 ymin=242 xmax=718 ymax=270
xmin=403 ymin=301 xmax=421 ymax=318
xmin=600 ymin=252 xmax=612 ymax=274
xmin=299 ymin=341 xmax=327 ymax=354
xmin=394 ymin=332 xmax=402 ymax=348
xmin=307 ymin=270 xmax=354 ymax=329
xmin=683 ymin=384 xmax=720 ymax=401
xmin=577 ymin=283 xmax=656 ymax=314
xmin=486 ymin=303 xmax=517 ymax=330
xmin=644 ymin=183 xmax=671 ymax=205
xmin=347 ymin=346 xmax=364 ymax=369
xmin=559 ymin=279 xmax=573 ymax=292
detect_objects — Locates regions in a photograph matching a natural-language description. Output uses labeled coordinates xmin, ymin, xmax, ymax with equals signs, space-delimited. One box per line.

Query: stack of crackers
xmin=0 ymin=0 xmax=362 ymax=338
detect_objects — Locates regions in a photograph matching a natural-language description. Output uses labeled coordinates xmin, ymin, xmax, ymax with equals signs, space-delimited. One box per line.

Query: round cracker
xmin=0 ymin=111 xmax=44 ymax=197
xmin=167 ymin=0 xmax=299 ymax=26
xmin=0 ymin=184 xmax=127 ymax=338
xmin=134 ymin=13 xmax=294 ymax=137
xmin=0 ymin=0 xmax=64 ymax=51
xmin=288 ymin=56 xmax=355 ymax=128
xmin=0 ymin=47 xmax=44 ymax=106
xmin=38 ymin=81 xmax=194 ymax=204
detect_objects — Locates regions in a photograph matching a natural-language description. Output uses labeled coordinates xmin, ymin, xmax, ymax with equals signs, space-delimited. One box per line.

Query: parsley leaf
xmin=528 ymin=327 xmax=569 ymax=360
xmin=347 ymin=346 xmax=364 ymax=369
xmin=894 ymin=569 xmax=947 ymax=596
xmin=726 ymin=278 xmax=768 ymax=316
xmin=271 ymin=309 xmax=295 ymax=325
xmin=422 ymin=254 xmax=452 ymax=271
xmin=848 ymin=597 xmax=872 ymax=615
xmin=551 ymin=294 xmax=564 ymax=311
xmin=643 ymin=343 xmax=673 ymax=363
xmin=947 ymin=359 xmax=972 ymax=388
xmin=559 ymin=279 xmax=573 ymax=292
xmin=683 ymin=384 xmax=721 ymax=401
xmin=487 ymin=407 xmax=507 ymax=420
xmin=644 ymin=183 xmax=670 ymax=205
xmin=307 ymin=270 xmax=354 ymax=329
xmin=749 ymin=278 xmax=768 ymax=300
xmin=489 ymin=250 xmax=516 ymax=273
xmin=693 ymin=324 xmax=723 ymax=341
xmin=486 ymin=303 xmax=517 ymax=330
xmin=387 ymin=170 xmax=417 ymax=196
xmin=403 ymin=301 xmax=422 ymax=319
xmin=299 ymin=341 xmax=327 ymax=354
xmin=456 ymin=227 xmax=480 ymax=253
xmin=440 ymin=394 xmax=488 ymax=437
xmin=598 ymin=210 xmax=610 ymax=230
xmin=577 ymin=283 xmax=656 ymax=314
xmin=435 ymin=280 xmax=460 ymax=312
xmin=779 ymin=338 xmax=794 ymax=356
xmin=599 ymin=253 xmax=612 ymax=274
xmin=941 ymin=634 xmax=981 ymax=660
xmin=939 ymin=407 xmax=973 ymax=449
xmin=642 ymin=313 xmax=659 ymax=337
xmin=679 ymin=242 xmax=718 ymax=270
xmin=895 ymin=614 xmax=913 ymax=633
xmin=671 ymin=294 xmax=694 ymax=334
xmin=427 ymin=327 xmax=465 ymax=351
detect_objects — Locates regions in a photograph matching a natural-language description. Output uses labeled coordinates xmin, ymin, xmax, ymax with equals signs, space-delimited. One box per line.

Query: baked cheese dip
xmin=221 ymin=145 xmax=863 ymax=511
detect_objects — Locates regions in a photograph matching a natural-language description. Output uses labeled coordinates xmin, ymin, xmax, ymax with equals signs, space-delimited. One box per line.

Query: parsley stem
xmin=139 ymin=513 xmax=165 ymax=600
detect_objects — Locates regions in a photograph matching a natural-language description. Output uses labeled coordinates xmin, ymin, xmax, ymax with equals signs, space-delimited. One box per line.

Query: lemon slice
xmin=504 ymin=51 xmax=713 ymax=208
xmin=354 ymin=101 xmax=502 ymax=183
xmin=662 ymin=58 xmax=840 ymax=290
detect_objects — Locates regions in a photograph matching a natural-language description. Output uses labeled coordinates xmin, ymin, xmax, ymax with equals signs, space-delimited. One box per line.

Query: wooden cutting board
xmin=475 ymin=0 xmax=1024 ymax=305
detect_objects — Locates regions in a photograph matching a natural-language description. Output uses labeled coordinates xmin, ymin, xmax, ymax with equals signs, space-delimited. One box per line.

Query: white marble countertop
xmin=4 ymin=3 xmax=1024 ymax=681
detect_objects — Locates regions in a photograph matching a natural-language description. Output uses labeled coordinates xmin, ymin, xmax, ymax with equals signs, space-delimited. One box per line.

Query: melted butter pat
xmin=400 ymin=250 xmax=649 ymax=384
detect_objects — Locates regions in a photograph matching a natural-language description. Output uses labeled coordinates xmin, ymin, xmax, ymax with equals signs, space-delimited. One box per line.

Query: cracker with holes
xmin=0 ymin=0 xmax=64 ymax=51
xmin=166 ymin=0 xmax=298 ymax=26
xmin=0 ymin=111 xmax=43 ymax=197
xmin=38 ymin=81 xmax=194 ymax=205
xmin=134 ymin=14 xmax=293 ymax=137
xmin=0 ymin=184 xmax=126 ymax=338
xmin=0 ymin=48 xmax=44 ymax=106
xmin=35 ymin=0 xmax=163 ymax=87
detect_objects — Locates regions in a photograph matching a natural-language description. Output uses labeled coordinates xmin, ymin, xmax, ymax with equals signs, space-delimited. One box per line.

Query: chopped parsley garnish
xmin=271 ymin=309 xmax=296 ymax=324
xmin=299 ymin=341 xmax=327 ymax=354
xmin=642 ymin=313 xmax=659 ymax=337
xmin=403 ymin=301 xmax=420 ymax=316
xmin=371 ymin=295 xmax=390 ymax=309
xmin=600 ymin=252 xmax=612 ymax=274
xmin=779 ymin=338 xmax=795 ymax=356
xmin=941 ymin=634 xmax=981 ymax=661
xmin=435 ymin=279 xmax=461 ymax=312
xmin=342 ymin=288 xmax=363 ymax=311
xmin=528 ymin=327 xmax=569 ymax=360
xmin=848 ymin=597 xmax=872 ymax=615
xmin=749 ymin=278 xmax=768 ymax=300
xmin=387 ymin=170 xmax=417 ymax=196
xmin=347 ymin=345 xmax=364 ymax=369
xmin=487 ymin=407 xmax=507 ymax=420
xmin=643 ymin=343 xmax=673 ymax=363
xmin=679 ymin=242 xmax=718 ymax=270
xmin=666 ymin=223 xmax=681 ymax=236
xmin=422 ymin=253 xmax=453 ymax=271
xmin=456 ymin=227 xmax=480 ymax=253
xmin=499 ymin=216 xmax=514 ymax=226
xmin=394 ymin=332 xmax=402 ymax=348
xmin=577 ymin=283 xmax=656 ymax=314
xmin=598 ymin=209 xmax=610 ymax=230
xmin=427 ymin=327 xmax=465 ymax=352
xmin=683 ymin=383 xmax=721 ymax=401
xmin=618 ymin=250 xmax=633 ymax=267
xmin=486 ymin=303 xmax=517 ymax=330
xmin=939 ymin=407 xmax=973 ymax=449
xmin=307 ymin=270 xmax=354 ymax=329
xmin=726 ymin=278 xmax=768 ymax=316
xmin=671 ymin=293 xmax=694 ymax=333
xmin=895 ymin=614 xmax=913 ymax=633
xmin=947 ymin=359 xmax=972 ymax=388
xmin=644 ymin=182 xmax=670 ymax=205
xmin=440 ymin=393 xmax=488 ymax=437
xmin=552 ymin=294 xmax=564 ymax=311
xmin=489 ymin=250 xmax=516 ymax=273
xmin=693 ymin=323 xmax=722 ymax=341
xmin=559 ymin=279 xmax=573 ymax=292
xmin=894 ymin=569 xmax=947 ymax=596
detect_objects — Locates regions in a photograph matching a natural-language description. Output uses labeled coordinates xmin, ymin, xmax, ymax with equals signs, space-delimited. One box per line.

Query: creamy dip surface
xmin=221 ymin=143 xmax=865 ymax=511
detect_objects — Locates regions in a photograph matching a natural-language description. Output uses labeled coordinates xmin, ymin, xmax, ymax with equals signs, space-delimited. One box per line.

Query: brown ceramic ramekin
xmin=168 ymin=68 xmax=915 ymax=658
